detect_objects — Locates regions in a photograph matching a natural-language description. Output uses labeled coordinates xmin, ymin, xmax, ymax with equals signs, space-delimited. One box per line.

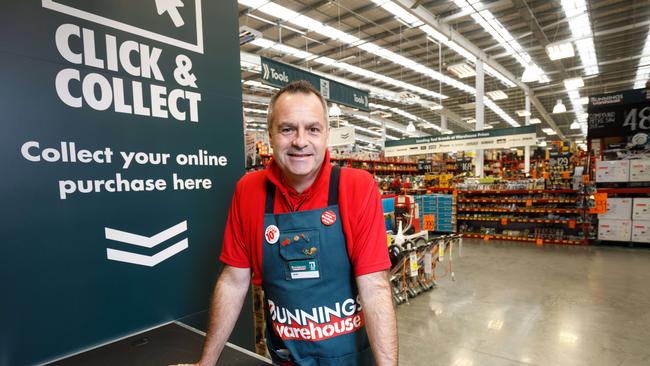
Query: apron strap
xmin=265 ymin=181 xmax=275 ymax=215
xmin=327 ymin=165 xmax=341 ymax=206
xmin=264 ymin=165 xmax=341 ymax=215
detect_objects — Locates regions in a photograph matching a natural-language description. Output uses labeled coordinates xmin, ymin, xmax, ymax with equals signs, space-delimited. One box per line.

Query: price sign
xmin=526 ymin=199 xmax=533 ymax=207
xmin=483 ymin=235 xmax=490 ymax=241
xmin=568 ymin=220 xmax=576 ymax=229
xmin=535 ymin=238 xmax=543 ymax=246
xmin=501 ymin=217 xmax=508 ymax=225
xmin=424 ymin=252 xmax=433 ymax=275
xmin=562 ymin=171 xmax=570 ymax=179
xmin=594 ymin=193 xmax=608 ymax=214
xmin=409 ymin=252 xmax=418 ymax=277
xmin=423 ymin=214 xmax=435 ymax=231
xmin=582 ymin=175 xmax=590 ymax=183
xmin=543 ymin=172 xmax=550 ymax=179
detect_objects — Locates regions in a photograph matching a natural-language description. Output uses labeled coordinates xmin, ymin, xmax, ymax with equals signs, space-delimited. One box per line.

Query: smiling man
xmin=175 ymin=80 xmax=397 ymax=366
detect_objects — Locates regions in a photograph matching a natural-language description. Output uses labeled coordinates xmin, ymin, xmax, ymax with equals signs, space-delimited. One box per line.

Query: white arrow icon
xmin=262 ymin=63 xmax=270 ymax=79
xmin=105 ymin=220 xmax=189 ymax=267
xmin=156 ymin=0 xmax=185 ymax=28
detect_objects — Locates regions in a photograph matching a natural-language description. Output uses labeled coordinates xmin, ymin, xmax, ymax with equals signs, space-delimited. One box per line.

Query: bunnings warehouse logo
xmin=262 ymin=63 xmax=289 ymax=83
xmin=105 ymin=220 xmax=188 ymax=266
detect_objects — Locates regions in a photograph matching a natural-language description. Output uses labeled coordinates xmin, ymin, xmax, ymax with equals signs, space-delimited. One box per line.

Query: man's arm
xmin=356 ymin=270 xmax=398 ymax=366
xmin=192 ymin=265 xmax=251 ymax=366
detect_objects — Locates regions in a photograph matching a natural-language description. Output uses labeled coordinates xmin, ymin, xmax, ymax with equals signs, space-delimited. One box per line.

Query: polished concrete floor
xmin=397 ymin=239 xmax=650 ymax=366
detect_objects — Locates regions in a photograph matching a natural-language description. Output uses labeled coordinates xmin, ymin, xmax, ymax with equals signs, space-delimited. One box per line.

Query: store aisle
xmin=397 ymin=239 xmax=650 ymax=366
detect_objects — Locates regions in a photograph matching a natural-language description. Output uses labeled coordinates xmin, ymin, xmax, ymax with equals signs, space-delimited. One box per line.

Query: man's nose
xmin=291 ymin=128 xmax=308 ymax=148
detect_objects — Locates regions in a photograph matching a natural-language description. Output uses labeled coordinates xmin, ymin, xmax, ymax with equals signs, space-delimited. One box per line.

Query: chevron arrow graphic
xmin=105 ymin=220 xmax=188 ymax=266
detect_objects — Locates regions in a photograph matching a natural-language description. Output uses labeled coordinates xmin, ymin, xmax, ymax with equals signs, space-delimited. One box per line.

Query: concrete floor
xmin=396 ymin=239 xmax=650 ymax=366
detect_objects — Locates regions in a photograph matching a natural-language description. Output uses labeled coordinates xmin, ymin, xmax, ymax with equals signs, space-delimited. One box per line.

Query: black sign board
xmin=587 ymin=89 xmax=650 ymax=139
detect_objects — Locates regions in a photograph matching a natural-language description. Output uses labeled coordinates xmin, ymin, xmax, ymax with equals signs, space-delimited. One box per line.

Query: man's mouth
xmin=287 ymin=152 xmax=313 ymax=157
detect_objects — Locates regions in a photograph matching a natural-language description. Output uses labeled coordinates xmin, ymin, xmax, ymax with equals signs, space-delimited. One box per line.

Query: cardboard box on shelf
xmin=629 ymin=160 xmax=650 ymax=182
xmin=598 ymin=197 xmax=632 ymax=220
xmin=597 ymin=219 xmax=632 ymax=241
xmin=632 ymin=198 xmax=650 ymax=220
xmin=632 ymin=220 xmax=650 ymax=243
xmin=595 ymin=160 xmax=630 ymax=182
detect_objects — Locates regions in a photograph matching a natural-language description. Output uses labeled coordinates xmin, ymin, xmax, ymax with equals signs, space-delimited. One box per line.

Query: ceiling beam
xmin=393 ymin=0 xmax=566 ymax=140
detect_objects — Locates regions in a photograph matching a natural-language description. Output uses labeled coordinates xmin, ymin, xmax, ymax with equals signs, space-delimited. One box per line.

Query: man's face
xmin=269 ymin=92 xmax=329 ymax=187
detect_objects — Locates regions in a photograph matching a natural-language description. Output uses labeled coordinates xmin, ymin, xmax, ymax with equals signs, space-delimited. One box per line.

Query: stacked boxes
xmin=598 ymin=197 xmax=632 ymax=241
xmin=596 ymin=160 xmax=630 ymax=182
xmin=629 ymin=160 xmax=650 ymax=182
xmin=632 ymin=198 xmax=650 ymax=243
xmin=413 ymin=194 xmax=455 ymax=233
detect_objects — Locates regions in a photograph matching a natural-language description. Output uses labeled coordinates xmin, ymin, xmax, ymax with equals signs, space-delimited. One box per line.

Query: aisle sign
xmin=588 ymin=89 xmax=650 ymax=138
xmin=385 ymin=126 xmax=536 ymax=157
xmin=260 ymin=56 xmax=370 ymax=111
xmin=0 ymin=2 xmax=252 ymax=365
xmin=328 ymin=126 xmax=356 ymax=147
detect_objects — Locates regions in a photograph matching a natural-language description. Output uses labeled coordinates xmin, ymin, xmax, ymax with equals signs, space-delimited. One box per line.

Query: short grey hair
xmin=266 ymin=80 xmax=329 ymax=130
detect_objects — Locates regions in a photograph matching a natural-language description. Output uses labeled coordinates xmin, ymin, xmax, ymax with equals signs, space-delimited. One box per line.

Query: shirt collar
xmin=266 ymin=149 xmax=332 ymax=199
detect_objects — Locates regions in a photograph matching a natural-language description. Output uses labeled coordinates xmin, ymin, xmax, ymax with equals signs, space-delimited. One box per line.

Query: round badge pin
xmin=265 ymin=225 xmax=280 ymax=244
xmin=321 ymin=210 xmax=337 ymax=226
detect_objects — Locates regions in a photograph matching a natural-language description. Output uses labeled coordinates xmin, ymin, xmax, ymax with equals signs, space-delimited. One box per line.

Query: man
xmin=177 ymin=80 xmax=397 ymax=365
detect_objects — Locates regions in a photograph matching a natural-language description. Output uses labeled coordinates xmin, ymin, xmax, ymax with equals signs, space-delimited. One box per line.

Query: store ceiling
xmin=238 ymin=0 xmax=650 ymax=147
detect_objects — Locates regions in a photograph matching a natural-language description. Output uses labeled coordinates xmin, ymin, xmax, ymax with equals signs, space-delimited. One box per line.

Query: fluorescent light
xmin=542 ymin=128 xmax=557 ymax=135
xmin=580 ymin=97 xmax=589 ymax=104
xmin=546 ymin=41 xmax=575 ymax=61
xmin=429 ymin=104 xmax=443 ymax=110
xmin=539 ymin=140 xmax=547 ymax=147
xmin=553 ymin=99 xmax=567 ymax=114
xmin=452 ymin=0 xmax=547 ymax=83
xmin=560 ymin=0 xmax=599 ymax=75
xmin=487 ymin=90 xmax=508 ymax=100
xmin=515 ymin=110 xmax=531 ymax=117
xmin=447 ymin=63 xmax=476 ymax=78
xmin=465 ymin=118 xmax=476 ymax=124
xmin=529 ymin=118 xmax=541 ymax=124
xmin=570 ymin=120 xmax=580 ymax=129
xmin=240 ymin=1 xmax=519 ymax=126
xmin=633 ymin=30 xmax=650 ymax=88
xmin=564 ymin=77 xmax=584 ymax=90
xmin=483 ymin=125 xmax=494 ymax=129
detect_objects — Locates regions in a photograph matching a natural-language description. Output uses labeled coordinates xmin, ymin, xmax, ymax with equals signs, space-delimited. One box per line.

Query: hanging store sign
xmin=328 ymin=126 xmax=356 ymax=147
xmin=260 ymin=56 xmax=370 ymax=111
xmin=384 ymin=126 xmax=536 ymax=157
xmin=588 ymin=89 xmax=650 ymax=138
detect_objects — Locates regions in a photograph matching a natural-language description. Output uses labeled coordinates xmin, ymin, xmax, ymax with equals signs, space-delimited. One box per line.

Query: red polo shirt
xmin=220 ymin=151 xmax=390 ymax=286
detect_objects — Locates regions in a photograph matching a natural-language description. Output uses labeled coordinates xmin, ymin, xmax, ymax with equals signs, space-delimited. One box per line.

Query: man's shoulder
xmin=236 ymin=169 xmax=267 ymax=192
xmin=339 ymin=167 xmax=376 ymax=188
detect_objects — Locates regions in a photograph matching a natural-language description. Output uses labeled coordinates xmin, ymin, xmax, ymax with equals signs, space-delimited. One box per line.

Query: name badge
xmin=288 ymin=259 xmax=320 ymax=280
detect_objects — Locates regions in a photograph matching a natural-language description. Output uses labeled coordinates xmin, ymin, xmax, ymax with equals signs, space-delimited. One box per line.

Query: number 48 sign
xmin=623 ymin=107 xmax=650 ymax=131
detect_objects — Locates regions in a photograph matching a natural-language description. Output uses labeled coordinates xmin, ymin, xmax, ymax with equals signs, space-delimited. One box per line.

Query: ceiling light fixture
xmin=542 ymin=128 xmax=557 ymax=135
xmin=546 ymin=41 xmax=575 ymax=61
xmin=329 ymin=104 xmax=342 ymax=117
xmin=515 ymin=110 xmax=531 ymax=117
xmin=570 ymin=120 xmax=580 ymax=129
xmin=447 ymin=63 xmax=476 ymax=78
xmin=553 ymin=99 xmax=567 ymax=114
xmin=486 ymin=90 xmax=508 ymax=100
xmin=521 ymin=64 xmax=540 ymax=83
xmin=563 ymin=77 xmax=584 ymax=90
xmin=406 ymin=121 xmax=416 ymax=133
xmin=528 ymin=118 xmax=541 ymax=124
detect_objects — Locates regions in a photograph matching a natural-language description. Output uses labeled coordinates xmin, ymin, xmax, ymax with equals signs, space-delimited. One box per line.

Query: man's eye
xmin=280 ymin=128 xmax=292 ymax=133
xmin=310 ymin=127 xmax=320 ymax=133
